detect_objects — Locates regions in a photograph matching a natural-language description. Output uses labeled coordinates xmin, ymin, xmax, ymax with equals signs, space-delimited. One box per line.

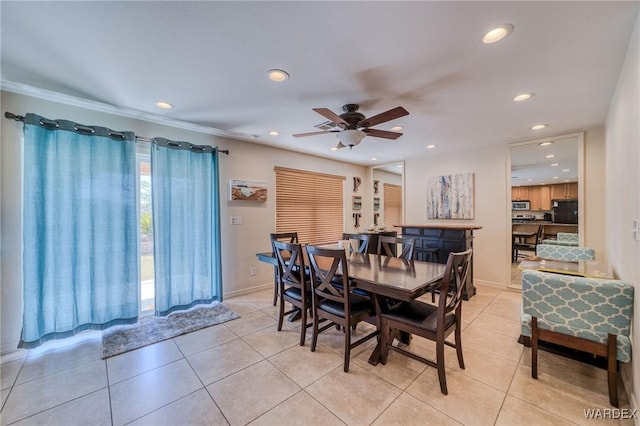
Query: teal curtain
xmin=21 ymin=114 xmax=139 ymax=348
xmin=151 ymin=138 xmax=222 ymax=315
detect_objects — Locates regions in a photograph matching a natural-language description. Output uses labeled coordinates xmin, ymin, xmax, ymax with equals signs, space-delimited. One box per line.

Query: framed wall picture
xmin=352 ymin=195 xmax=362 ymax=210
xmin=426 ymin=173 xmax=474 ymax=219
xmin=229 ymin=179 xmax=267 ymax=201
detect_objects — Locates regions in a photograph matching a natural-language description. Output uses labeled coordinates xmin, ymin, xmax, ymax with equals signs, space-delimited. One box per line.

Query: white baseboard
xmin=224 ymin=282 xmax=272 ymax=299
xmin=620 ymin=362 xmax=638 ymax=419
xmin=474 ymin=279 xmax=509 ymax=289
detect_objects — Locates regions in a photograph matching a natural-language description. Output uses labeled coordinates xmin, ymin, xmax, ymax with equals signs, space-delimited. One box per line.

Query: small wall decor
xmin=426 ymin=173 xmax=474 ymax=219
xmin=373 ymin=213 xmax=380 ymax=226
xmin=373 ymin=180 xmax=379 ymax=194
xmin=373 ymin=197 xmax=380 ymax=211
xmin=229 ymin=179 xmax=267 ymax=201
xmin=353 ymin=213 xmax=361 ymax=228
xmin=352 ymin=195 xmax=362 ymax=210
xmin=353 ymin=176 xmax=362 ymax=192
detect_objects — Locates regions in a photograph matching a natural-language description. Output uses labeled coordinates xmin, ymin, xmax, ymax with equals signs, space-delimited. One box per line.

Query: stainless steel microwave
xmin=512 ymin=201 xmax=530 ymax=210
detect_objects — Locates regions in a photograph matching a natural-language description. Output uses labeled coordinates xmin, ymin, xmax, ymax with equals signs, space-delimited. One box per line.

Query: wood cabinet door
xmin=529 ymin=186 xmax=541 ymax=210
xmin=566 ymin=182 xmax=578 ymax=198
xmin=551 ymin=183 xmax=566 ymax=199
xmin=540 ymin=185 xmax=551 ymax=209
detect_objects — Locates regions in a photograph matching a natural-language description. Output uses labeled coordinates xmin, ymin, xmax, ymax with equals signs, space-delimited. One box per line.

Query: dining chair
xmin=377 ymin=235 xmax=415 ymax=260
xmin=342 ymin=233 xmax=371 ymax=254
xmin=269 ymin=232 xmax=299 ymax=306
xmin=272 ymin=240 xmax=311 ymax=346
xmin=536 ymin=244 xmax=595 ymax=261
xmin=305 ymin=244 xmax=378 ymax=372
xmin=513 ymin=225 xmax=543 ymax=263
xmin=379 ymin=248 xmax=473 ymax=395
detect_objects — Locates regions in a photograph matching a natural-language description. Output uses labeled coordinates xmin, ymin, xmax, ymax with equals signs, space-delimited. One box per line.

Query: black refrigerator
xmin=553 ymin=200 xmax=578 ymax=224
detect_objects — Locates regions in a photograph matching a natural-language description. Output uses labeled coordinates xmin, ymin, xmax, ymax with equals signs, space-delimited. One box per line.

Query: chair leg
xmin=531 ymin=317 xmax=539 ymax=379
xmin=344 ymin=322 xmax=351 ymax=372
xmin=277 ymin=296 xmax=285 ymax=331
xmin=311 ymin=310 xmax=319 ymax=352
xmin=436 ymin=335 xmax=448 ymax=395
xmin=455 ymin=323 xmax=465 ymax=369
xmin=299 ymin=306 xmax=307 ymax=346
xmin=607 ymin=334 xmax=619 ymax=407
xmin=272 ymin=268 xmax=278 ymax=306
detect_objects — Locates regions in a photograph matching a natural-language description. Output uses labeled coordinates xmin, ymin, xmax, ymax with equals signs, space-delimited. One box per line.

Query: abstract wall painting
xmin=426 ymin=173 xmax=474 ymax=219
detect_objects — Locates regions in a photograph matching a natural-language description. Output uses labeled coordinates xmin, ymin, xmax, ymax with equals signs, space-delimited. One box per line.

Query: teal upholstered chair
xmin=541 ymin=232 xmax=580 ymax=247
xmin=536 ymin=244 xmax=595 ymax=261
xmin=558 ymin=232 xmax=579 ymax=243
xmin=520 ymin=270 xmax=633 ymax=407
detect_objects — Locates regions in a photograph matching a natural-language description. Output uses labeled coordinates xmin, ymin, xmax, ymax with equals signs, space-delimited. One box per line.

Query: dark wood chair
xmin=305 ymin=244 xmax=379 ymax=372
xmin=269 ymin=232 xmax=299 ymax=306
xmin=342 ymin=233 xmax=371 ymax=254
xmin=272 ymin=240 xmax=311 ymax=346
xmin=513 ymin=225 xmax=543 ymax=263
xmin=377 ymin=235 xmax=415 ymax=260
xmin=379 ymin=248 xmax=473 ymax=395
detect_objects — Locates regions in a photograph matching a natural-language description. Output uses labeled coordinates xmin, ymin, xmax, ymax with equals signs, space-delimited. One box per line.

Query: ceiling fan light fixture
xmin=336 ymin=129 xmax=366 ymax=149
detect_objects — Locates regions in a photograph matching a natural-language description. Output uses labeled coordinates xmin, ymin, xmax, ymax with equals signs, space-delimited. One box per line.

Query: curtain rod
xmin=4 ymin=111 xmax=230 ymax=155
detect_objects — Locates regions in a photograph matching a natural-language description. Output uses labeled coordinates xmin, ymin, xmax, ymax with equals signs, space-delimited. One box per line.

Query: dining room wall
xmin=0 ymin=90 xmax=369 ymax=351
xmin=604 ymin=9 xmax=640 ymax=409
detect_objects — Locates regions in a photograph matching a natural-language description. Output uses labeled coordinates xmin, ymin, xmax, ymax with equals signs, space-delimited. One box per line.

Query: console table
xmin=398 ymin=224 xmax=482 ymax=300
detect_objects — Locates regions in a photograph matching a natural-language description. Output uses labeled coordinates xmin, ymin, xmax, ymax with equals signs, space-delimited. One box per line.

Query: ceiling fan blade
xmin=363 ymin=128 xmax=403 ymax=140
xmin=293 ymin=130 xmax=339 ymax=137
xmin=336 ymin=142 xmax=347 ymax=149
xmin=312 ymin=108 xmax=348 ymax=126
xmin=358 ymin=106 xmax=409 ymax=128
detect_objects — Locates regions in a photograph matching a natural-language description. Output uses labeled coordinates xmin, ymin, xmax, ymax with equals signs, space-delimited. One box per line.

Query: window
xmin=137 ymin=143 xmax=155 ymax=313
xmin=383 ymin=183 xmax=402 ymax=231
xmin=275 ymin=166 xmax=345 ymax=244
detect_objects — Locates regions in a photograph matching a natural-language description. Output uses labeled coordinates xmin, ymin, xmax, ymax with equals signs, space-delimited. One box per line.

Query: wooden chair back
xmin=377 ymin=235 xmax=415 ymax=260
xmin=438 ymin=249 xmax=473 ymax=319
xmin=342 ymin=233 xmax=371 ymax=253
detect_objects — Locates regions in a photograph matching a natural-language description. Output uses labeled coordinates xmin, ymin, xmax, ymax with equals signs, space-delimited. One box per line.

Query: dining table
xmin=518 ymin=256 xmax=613 ymax=279
xmin=256 ymin=245 xmax=446 ymax=365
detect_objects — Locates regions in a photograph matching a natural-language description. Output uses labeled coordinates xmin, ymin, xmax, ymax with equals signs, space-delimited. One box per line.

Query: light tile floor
xmin=0 ymin=283 xmax=632 ymax=426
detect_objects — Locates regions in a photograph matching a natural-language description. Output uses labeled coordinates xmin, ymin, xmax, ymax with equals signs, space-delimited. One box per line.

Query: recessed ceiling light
xmin=527 ymin=179 xmax=533 ymax=182
xmin=562 ymin=168 xmax=570 ymax=172
xmin=426 ymin=144 xmax=437 ymax=149
xmin=371 ymin=157 xmax=377 ymax=161
xmin=552 ymin=176 xmax=559 ymax=179
xmin=564 ymin=179 xmax=571 ymax=182
xmin=156 ymin=101 xmax=173 ymax=110
xmin=267 ymin=69 xmax=289 ymax=82
xmin=390 ymin=126 xmax=403 ymax=132
xmin=330 ymin=147 xmax=338 ymax=151
xmin=482 ymin=24 xmax=514 ymax=44
xmin=538 ymin=141 xmax=553 ymax=146
xmin=269 ymin=131 xmax=279 ymax=136
xmin=550 ymin=163 xmax=559 ymax=167
xmin=513 ymin=93 xmax=534 ymax=102
xmin=531 ymin=124 xmax=548 ymax=130
xmin=545 ymin=154 xmax=555 ymax=159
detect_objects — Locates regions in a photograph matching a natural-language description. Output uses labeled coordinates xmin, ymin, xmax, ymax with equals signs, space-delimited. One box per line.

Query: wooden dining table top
xmin=256 ymin=247 xmax=446 ymax=302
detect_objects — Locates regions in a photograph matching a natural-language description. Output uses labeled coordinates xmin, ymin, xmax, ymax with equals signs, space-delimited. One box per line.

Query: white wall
xmin=0 ymin=91 xmax=368 ymax=350
xmin=605 ymin=9 xmax=640 ymax=409
xmin=404 ymin=144 xmax=509 ymax=287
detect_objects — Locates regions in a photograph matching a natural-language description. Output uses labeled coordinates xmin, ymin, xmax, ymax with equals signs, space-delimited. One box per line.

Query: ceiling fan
xmin=293 ymin=104 xmax=409 ymax=149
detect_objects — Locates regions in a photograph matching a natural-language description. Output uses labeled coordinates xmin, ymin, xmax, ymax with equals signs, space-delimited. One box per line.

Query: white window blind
xmin=383 ymin=183 xmax=402 ymax=231
xmin=275 ymin=166 xmax=345 ymax=244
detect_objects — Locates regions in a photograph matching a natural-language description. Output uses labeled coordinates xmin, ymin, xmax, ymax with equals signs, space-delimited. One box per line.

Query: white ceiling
xmin=1 ymin=1 xmax=638 ymax=166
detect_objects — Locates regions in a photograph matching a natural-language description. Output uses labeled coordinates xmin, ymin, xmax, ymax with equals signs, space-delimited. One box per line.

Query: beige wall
xmin=0 ymin=91 xmax=369 ymax=350
xmin=605 ymin=9 xmax=640 ymax=409
xmin=583 ymin=126 xmax=607 ymax=263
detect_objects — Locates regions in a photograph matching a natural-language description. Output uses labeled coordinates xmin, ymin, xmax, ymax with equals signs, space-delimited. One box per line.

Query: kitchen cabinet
xmin=529 ymin=185 xmax=551 ymax=211
xmin=511 ymin=186 xmax=530 ymax=201
xmin=551 ymin=182 xmax=578 ymax=199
